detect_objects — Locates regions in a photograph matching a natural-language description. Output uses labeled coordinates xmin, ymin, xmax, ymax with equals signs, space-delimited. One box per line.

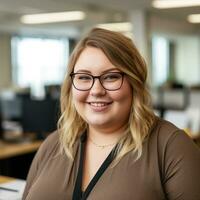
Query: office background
xmin=0 ymin=0 xmax=200 ymax=179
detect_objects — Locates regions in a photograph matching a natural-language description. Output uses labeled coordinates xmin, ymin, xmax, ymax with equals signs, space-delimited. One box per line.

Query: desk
xmin=0 ymin=140 xmax=42 ymax=159
xmin=0 ymin=175 xmax=15 ymax=183
xmin=0 ymin=175 xmax=26 ymax=199
xmin=0 ymin=140 xmax=42 ymax=179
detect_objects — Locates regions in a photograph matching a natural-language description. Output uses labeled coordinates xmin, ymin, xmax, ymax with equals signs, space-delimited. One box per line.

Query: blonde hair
xmin=58 ymin=28 xmax=156 ymax=163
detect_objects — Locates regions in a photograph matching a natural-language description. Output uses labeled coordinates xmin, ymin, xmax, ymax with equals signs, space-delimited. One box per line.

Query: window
xmin=152 ymin=36 xmax=169 ymax=87
xmin=11 ymin=36 xmax=69 ymax=90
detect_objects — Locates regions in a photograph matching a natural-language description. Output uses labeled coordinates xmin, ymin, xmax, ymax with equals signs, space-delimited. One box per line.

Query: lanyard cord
xmin=72 ymin=133 xmax=117 ymax=200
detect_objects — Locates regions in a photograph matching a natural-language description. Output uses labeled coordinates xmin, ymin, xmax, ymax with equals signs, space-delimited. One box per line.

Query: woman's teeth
xmin=90 ymin=102 xmax=109 ymax=107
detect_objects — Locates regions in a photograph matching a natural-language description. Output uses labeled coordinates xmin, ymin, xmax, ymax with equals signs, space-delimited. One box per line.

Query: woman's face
xmin=72 ymin=46 xmax=132 ymax=133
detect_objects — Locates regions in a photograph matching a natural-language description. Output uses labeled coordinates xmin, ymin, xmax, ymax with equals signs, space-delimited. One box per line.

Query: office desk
xmin=0 ymin=140 xmax=42 ymax=159
xmin=0 ymin=175 xmax=15 ymax=183
xmin=0 ymin=139 xmax=43 ymax=179
xmin=0 ymin=175 xmax=26 ymax=199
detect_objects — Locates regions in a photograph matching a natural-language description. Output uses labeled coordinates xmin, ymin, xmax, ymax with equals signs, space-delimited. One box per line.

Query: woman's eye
xmin=77 ymin=75 xmax=91 ymax=80
xmin=103 ymin=74 xmax=121 ymax=81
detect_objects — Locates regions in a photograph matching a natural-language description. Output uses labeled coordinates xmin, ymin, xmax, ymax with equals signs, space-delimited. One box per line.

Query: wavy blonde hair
xmin=58 ymin=28 xmax=156 ymax=163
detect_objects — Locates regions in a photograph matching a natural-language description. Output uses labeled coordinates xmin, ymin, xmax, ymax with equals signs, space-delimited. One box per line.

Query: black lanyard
xmin=72 ymin=133 xmax=117 ymax=200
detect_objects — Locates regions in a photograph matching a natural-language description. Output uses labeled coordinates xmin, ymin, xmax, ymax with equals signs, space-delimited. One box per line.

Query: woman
xmin=23 ymin=28 xmax=200 ymax=200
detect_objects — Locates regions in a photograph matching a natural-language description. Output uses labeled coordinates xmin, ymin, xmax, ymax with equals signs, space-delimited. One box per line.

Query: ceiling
xmin=0 ymin=0 xmax=200 ymax=38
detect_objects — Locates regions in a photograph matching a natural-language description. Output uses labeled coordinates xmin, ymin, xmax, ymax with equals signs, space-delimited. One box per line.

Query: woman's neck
xmin=87 ymin=124 xmax=127 ymax=145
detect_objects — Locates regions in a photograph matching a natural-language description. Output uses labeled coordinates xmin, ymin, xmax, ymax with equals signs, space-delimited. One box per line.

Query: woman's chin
xmin=86 ymin=118 xmax=111 ymax=128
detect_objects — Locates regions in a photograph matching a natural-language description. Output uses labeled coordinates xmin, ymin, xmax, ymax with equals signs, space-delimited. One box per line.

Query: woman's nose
xmin=90 ymin=79 xmax=106 ymax=96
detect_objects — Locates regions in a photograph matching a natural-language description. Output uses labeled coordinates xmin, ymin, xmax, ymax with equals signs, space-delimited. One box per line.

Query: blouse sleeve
xmin=22 ymin=132 xmax=59 ymax=199
xmin=163 ymin=130 xmax=200 ymax=200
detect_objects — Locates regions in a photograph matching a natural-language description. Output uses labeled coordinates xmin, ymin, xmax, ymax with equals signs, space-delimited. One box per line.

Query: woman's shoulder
xmin=149 ymin=117 xmax=199 ymax=156
xmin=149 ymin=119 xmax=200 ymax=199
xmin=40 ymin=131 xmax=59 ymax=150
xmin=43 ymin=131 xmax=59 ymax=146
xmin=35 ymin=131 xmax=60 ymax=163
xmin=150 ymin=117 xmax=184 ymax=142
xmin=153 ymin=117 xmax=180 ymax=133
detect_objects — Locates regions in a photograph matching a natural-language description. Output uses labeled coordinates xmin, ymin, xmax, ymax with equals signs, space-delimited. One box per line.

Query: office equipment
xmin=21 ymin=98 xmax=59 ymax=138
xmin=152 ymin=87 xmax=189 ymax=118
xmin=0 ymin=186 xmax=19 ymax=192
xmin=0 ymin=176 xmax=26 ymax=200
xmin=0 ymin=92 xmax=22 ymax=122
xmin=162 ymin=88 xmax=189 ymax=109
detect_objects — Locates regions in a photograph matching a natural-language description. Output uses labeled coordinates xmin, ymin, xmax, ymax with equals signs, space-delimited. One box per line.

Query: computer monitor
xmin=21 ymin=98 xmax=59 ymax=138
xmin=0 ymin=96 xmax=22 ymax=121
xmin=162 ymin=88 xmax=189 ymax=109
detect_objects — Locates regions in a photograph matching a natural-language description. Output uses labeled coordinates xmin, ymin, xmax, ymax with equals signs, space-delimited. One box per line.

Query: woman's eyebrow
xmin=75 ymin=69 xmax=91 ymax=73
xmin=102 ymin=68 xmax=120 ymax=73
xmin=74 ymin=68 xmax=120 ymax=74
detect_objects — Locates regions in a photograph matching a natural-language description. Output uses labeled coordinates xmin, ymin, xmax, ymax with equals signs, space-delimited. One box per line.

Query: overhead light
xmin=96 ymin=22 xmax=132 ymax=32
xmin=152 ymin=0 xmax=200 ymax=9
xmin=188 ymin=14 xmax=200 ymax=23
xmin=21 ymin=11 xmax=86 ymax=24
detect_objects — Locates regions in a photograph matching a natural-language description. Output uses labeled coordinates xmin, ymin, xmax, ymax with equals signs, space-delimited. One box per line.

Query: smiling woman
xmin=71 ymin=46 xmax=133 ymax=137
xmin=22 ymin=28 xmax=200 ymax=200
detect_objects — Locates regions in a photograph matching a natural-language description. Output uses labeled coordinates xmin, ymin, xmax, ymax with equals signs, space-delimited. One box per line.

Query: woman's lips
xmin=87 ymin=102 xmax=112 ymax=112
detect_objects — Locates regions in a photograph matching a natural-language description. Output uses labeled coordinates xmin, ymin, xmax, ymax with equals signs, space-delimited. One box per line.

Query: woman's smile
xmin=87 ymin=101 xmax=113 ymax=112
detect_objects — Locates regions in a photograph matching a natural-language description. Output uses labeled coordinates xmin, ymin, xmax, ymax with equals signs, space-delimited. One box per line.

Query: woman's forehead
xmin=73 ymin=46 xmax=119 ymax=74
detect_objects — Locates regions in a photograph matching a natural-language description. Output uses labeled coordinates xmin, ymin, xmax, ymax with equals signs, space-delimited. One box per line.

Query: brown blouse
xmin=22 ymin=118 xmax=200 ymax=200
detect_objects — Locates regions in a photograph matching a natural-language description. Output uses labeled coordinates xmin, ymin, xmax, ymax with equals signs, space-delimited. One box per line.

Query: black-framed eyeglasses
xmin=70 ymin=72 xmax=124 ymax=91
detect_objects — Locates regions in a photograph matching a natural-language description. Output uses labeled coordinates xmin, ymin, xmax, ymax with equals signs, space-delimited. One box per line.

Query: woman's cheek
xmin=72 ymin=89 xmax=88 ymax=102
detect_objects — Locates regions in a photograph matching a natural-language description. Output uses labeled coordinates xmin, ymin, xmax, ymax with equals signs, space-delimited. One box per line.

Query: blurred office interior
xmin=0 ymin=0 xmax=200 ymax=179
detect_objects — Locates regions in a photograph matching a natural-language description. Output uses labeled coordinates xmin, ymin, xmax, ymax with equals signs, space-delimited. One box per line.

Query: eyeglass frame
xmin=70 ymin=72 xmax=125 ymax=91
